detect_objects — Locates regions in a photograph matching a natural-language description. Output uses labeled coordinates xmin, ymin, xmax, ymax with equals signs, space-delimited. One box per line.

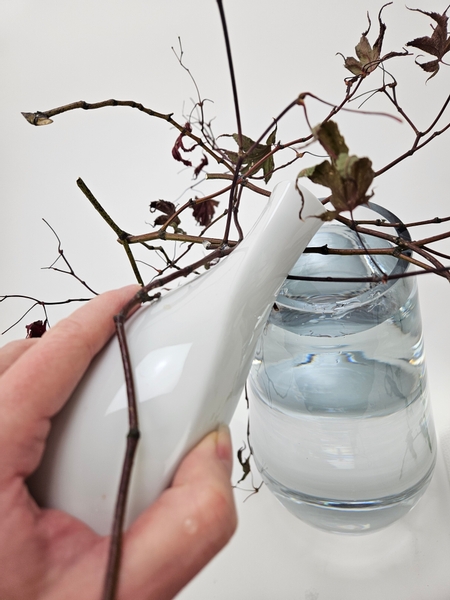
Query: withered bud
xmin=26 ymin=320 xmax=47 ymax=338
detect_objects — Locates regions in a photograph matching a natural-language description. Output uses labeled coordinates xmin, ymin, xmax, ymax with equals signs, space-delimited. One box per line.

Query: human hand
xmin=0 ymin=286 xmax=237 ymax=600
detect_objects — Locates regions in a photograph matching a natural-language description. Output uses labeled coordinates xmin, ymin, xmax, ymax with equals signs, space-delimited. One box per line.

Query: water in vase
xmin=248 ymin=221 xmax=437 ymax=534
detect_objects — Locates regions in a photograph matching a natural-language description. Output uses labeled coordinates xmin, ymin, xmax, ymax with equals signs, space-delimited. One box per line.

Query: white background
xmin=1 ymin=1 xmax=450 ymax=598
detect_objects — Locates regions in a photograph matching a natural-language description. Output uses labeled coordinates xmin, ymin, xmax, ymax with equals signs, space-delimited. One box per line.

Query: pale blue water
xmin=248 ymin=223 xmax=437 ymax=534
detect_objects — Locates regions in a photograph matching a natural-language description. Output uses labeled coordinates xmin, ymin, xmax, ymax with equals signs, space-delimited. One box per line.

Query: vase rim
xmin=278 ymin=203 xmax=412 ymax=314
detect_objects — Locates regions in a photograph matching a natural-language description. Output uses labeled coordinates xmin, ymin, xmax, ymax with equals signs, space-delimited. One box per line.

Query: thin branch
xmin=414 ymin=229 xmax=450 ymax=247
xmin=76 ymin=178 xmax=125 ymax=238
xmin=340 ymin=215 xmax=450 ymax=228
xmin=138 ymin=242 xmax=181 ymax=272
xmin=421 ymin=245 xmax=450 ymax=261
xmin=22 ymin=99 xmax=233 ymax=172
xmin=273 ymin=81 xmax=376 ymax=150
xmin=158 ymin=209 xmax=230 ymax=273
xmin=215 ymin=0 xmax=243 ymax=149
xmin=76 ymin=178 xmax=144 ymax=285
xmin=381 ymin=80 xmax=419 ymax=134
xmin=374 ymin=88 xmax=450 ymax=177
xmin=338 ymin=215 xmax=450 ymax=281
xmin=375 ymin=120 xmax=450 ymax=176
xmin=304 ymin=244 xmax=431 ymax=269
xmin=205 ymin=174 xmax=270 ymax=196
xmin=422 ymin=92 xmax=450 ymax=137
xmin=287 ymin=264 xmax=450 ymax=284
xmin=0 ymin=295 xmax=91 ymax=335
xmin=41 ymin=219 xmax=99 ymax=295
xmin=125 ymin=231 xmax=238 ymax=247
xmin=101 ymin=307 xmax=142 ymax=600
xmin=172 ymin=37 xmax=211 ymax=143
xmin=102 ymin=244 xmax=234 ymax=599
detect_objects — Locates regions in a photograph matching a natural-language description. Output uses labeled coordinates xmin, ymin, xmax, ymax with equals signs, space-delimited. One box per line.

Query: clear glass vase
xmin=248 ymin=205 xmax=437 ymax=534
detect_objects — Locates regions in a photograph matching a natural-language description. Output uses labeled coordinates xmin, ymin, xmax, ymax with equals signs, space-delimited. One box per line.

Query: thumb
xmin=119 ymin=425 xmax=237 ymax=600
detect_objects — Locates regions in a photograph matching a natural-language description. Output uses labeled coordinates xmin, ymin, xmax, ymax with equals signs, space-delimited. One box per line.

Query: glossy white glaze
xmin=28 ymin=181 xmax=325 ymax=534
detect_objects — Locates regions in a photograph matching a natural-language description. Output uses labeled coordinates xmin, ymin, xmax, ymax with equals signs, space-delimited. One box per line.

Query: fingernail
xmin=216 ymin=423 xmax=233 ymax=475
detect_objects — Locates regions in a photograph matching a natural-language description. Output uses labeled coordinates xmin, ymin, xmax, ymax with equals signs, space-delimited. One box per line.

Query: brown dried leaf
xmin=298 ymin=121 xmax=374 ymax=216
xmin=341 ymin=3 xmax=407 ymax=77
xmin=26 ymin=320 xmax=47 ymax=338
xmin=150 ymin=200 xmax=177 ymax=216
xmin=191 ymin=198 xmax=219 ymax=227
xmin=406 ymin=7 xmax=450 ymax=80
xmin=149 ymin=200 xmax=181 ymax=228
xmin=223 ymin=129 xmax=276 ymax=183
xmin=313 ymin=121 xmax=348 ymax=161
xmin=300 ymin=160 xmax=347 ymax=209
xmin=193 ymin=154 xmax=208 ymax=179
xmin=172 ymin=122 xmax=195 ymax=167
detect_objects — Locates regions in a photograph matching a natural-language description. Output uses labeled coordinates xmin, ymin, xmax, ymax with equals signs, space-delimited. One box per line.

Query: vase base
xmin=262 ymin=463 xmax=436 ymax=535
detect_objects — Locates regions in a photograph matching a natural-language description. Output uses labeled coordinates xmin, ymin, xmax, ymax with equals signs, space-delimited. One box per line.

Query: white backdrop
xmin=1 ymin=2 xmax=450 ymax=599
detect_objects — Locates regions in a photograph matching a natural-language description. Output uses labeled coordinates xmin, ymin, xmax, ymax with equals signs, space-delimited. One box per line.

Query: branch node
xmin=137 ymin=290 xmax=161 ymax=304
xmin=127 ymin=427 xmax=140 ymax=441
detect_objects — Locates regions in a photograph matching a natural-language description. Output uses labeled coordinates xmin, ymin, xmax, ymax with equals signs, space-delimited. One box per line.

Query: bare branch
xmin=76 ymin=178 xmax=144 ymax=285
xmin=41 ymin=219 xmax=99 ymax=295
xmin=22 ymin=99 xmax=233 ymax=172
xmin=0 ymin=295 xmax=91 ymax=335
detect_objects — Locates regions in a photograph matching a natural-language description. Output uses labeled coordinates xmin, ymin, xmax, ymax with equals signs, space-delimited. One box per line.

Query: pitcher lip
xmin=277 ymin=202 xmax=412 ymax=314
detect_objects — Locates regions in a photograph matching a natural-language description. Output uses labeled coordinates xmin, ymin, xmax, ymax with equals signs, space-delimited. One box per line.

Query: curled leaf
xmin=340 ymin=3 xmax=408 ymax=78
xmin=193 ymin=154 xmax=208 ymax=179
xmin=172 ymin=122 xmax=195 ymax=167
xmin=26 ymin=320 xmax=47 ymax=338
xmin=150 ymin=200 xmax=181 ymax=229
xmin=406 ymin=7 xmax=450 ymax=80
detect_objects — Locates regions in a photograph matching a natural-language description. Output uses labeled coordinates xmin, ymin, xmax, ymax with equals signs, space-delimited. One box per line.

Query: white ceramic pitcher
xmin=28 ymin=181 xmax=325 ymax=534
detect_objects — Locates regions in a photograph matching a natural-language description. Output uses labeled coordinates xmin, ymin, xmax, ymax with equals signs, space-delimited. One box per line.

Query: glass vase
xmin=248 ymin=204 xmax=437 ymax=534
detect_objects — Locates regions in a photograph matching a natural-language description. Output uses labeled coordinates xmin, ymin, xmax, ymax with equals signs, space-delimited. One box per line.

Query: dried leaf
xmin=417 ymin=58 xmax=441 ymax=74
xmin=300 ymin=161 xmax=347 ymax=210
xmin=262 ymin=153 xmax=275 ymax=184
xmin=232 ymin=133 xmax=255 ymax=152
xmin=262 ymin=128 xmax=276 ymax=183
xmin=340 ymin=155 xmax=374 ymax=210
xmin=193 ymin=154 xmax=208 ymax=179
xmin=406 ymin=7 xmax=450 ymax=80
xmin=265 ymin=128 xmax=277 ymax=147
xmin=150 ymin=200 xmax=177 ymax=215
xmin=343 ymin=56 xmax=366 ymax=76
xmin=298 ymin=121 xmax=374 ymax=217
xmin=223 ymin=148 xmax=239 ymax=164
xmin=355 ymin=34 xmax=375 ymax=64
xmin=172 ymin=122 xmax=195 ymax=167
xmin=236 ymin=443 xmax=251 ymax=484
xmin=341 ymin=3 xmax=408 ymax=77
xmin=26 ymin=320 xmax=47 ymax=338
xmin=223 ymin=128 xmax=276 ymax=183
xmin=313 ymin=121 xmax=348 ymax=161
xmin=191 ymin=198 xmax=219 ymax=227
xmin=149 ymin=200 xmax=181 ymax=229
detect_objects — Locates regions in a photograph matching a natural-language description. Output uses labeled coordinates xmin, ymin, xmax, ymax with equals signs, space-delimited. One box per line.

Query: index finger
xmin=0 ymin=285 xmax=139 ymax=480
